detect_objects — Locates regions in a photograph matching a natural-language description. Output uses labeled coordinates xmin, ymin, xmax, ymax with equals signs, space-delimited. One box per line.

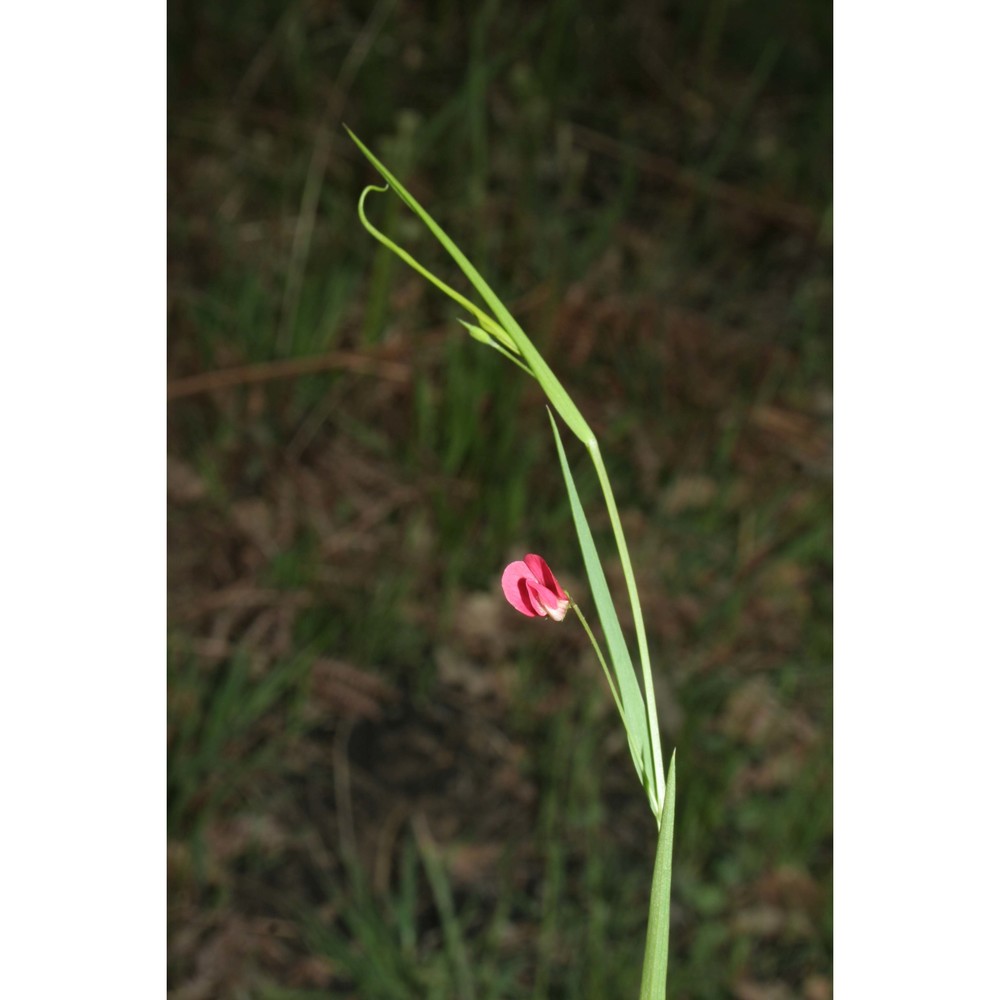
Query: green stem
xmin=570 ymin=597 xmax=626 ymax=729
xmin=638 ymin=752 xmax=677 ymax=1000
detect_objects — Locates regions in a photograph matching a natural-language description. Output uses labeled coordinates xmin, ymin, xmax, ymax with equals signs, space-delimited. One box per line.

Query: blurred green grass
xmin=168 ymin=1 xmax=831 ymax=997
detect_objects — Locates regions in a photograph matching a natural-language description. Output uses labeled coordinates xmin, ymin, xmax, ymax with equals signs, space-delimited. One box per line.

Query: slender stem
xmin=570 ymin=596 xmax=627 ymax=728
xmin=638 ymin=752 xmax=677 ymax=1000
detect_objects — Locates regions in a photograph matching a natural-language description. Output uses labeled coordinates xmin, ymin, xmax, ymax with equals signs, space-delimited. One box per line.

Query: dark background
xmin=168 ymin=1 xmax=832 ymax=997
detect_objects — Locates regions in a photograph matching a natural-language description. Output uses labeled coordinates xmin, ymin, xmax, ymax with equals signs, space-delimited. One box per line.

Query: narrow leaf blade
xmin=346 ymin=126 xmax=593 ymax=444
xmin=549 ymin=410 xmax=654 ymax=807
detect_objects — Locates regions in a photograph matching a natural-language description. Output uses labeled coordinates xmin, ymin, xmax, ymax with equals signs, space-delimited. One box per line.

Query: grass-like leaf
xmin=549 ymin=409 xmax=656 ymax=813
xmin=346 ymin=126 xmax=591 ymax=443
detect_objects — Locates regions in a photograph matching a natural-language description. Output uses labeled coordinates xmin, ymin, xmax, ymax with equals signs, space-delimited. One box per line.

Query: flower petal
xmin=523 ymin=553 xmax=568 ymax=601
xmin=501 ymin=560 xmax=542 ymax=617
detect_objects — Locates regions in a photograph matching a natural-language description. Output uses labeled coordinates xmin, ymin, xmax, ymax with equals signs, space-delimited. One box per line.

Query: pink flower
xmin=501 ymin=554 xmax=570 ymax=621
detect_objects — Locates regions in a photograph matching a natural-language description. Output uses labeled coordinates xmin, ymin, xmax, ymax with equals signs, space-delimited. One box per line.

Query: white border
xmin=0 ymin=3 xmax=164 ymax=994
xmin=836 ymin=3 xmax=1000 ymax=995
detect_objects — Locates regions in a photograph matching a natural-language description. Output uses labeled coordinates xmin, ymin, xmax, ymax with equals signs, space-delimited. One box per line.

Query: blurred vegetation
xmin=168 ymin=1 xmax=831 ymax=997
